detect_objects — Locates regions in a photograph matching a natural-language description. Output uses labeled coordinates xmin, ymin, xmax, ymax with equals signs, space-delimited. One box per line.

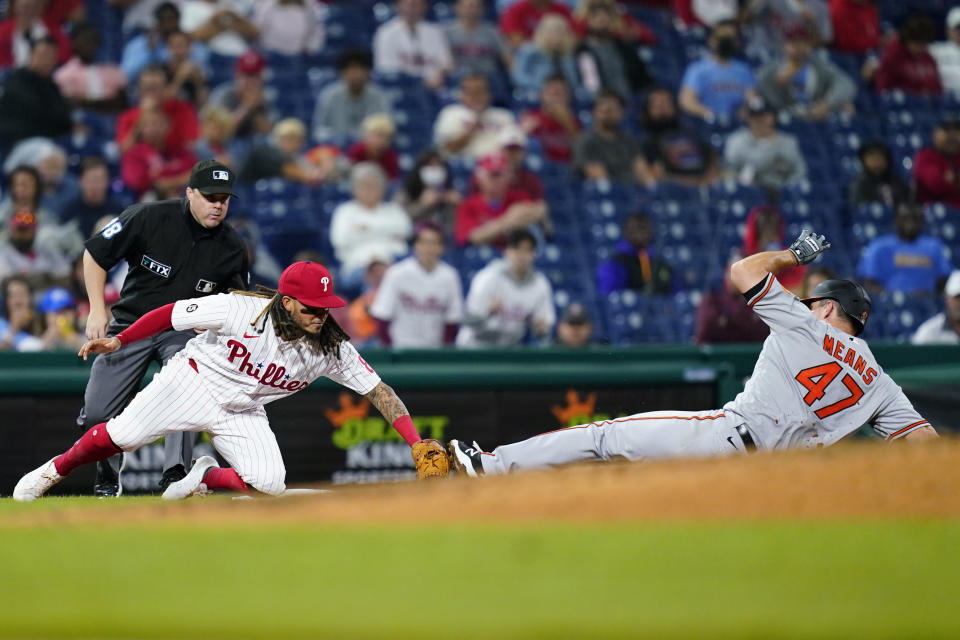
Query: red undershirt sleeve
xmin=115 ymin=303 xmax=176 ymax=345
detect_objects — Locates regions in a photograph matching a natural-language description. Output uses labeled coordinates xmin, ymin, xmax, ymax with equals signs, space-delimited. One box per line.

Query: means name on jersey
xmin=820 ymin=334 xmax=878 ymax=386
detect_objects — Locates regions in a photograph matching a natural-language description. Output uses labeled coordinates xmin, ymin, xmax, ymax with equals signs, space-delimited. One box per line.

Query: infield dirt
xmin=3 ymin=438 xmax=957 ymax=525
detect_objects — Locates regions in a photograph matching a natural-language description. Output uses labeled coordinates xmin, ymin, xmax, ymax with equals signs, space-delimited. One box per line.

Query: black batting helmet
xmin=801 ymin=279 xmax=872 ymax=336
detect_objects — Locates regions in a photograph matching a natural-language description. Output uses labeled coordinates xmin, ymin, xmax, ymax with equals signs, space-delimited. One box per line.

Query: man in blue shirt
xmin=858 ymin=201 xmax=954 ymax=295
xmin=679 ymin=20 xmax=756 ymax=123
xmin=121 ymin=2 xmax=209 ymax=83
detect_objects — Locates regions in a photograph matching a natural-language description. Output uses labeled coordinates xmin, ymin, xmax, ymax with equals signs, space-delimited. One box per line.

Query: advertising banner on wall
xmin=0 ymin=384 xmax=715 ymax=495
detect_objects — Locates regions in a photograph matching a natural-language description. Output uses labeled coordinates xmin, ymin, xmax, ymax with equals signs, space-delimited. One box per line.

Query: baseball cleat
xmin=13 ymin=458 xmax=62 ymax=502
xmin=93 ymin=457 xmax=122 ymax=497
xmin=161 ymin=456 xmax=218 ymax=500
xmin=158 ymin=464 xmax=187 ymax=492
xmin=448 ymin=440 xmax=485 ymax=477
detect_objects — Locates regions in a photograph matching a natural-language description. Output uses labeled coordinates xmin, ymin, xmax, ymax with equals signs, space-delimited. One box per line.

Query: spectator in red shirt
xmin=0 ymin=0 xmax=72 ymax=68
xmin=121 ymin=106 xmax=197 ymax=199
xmin=117 ymin=63 xmax=200 ymax=154
xmin=828 ymin=0 xmax=881 ymax=55
xmin=875 ymin=14 xmax=942 ymax=95
xmin=43 ymin=0 xmax=85 ymax=27
xmin=346 ymin=114 xmax=401 ymax=181
xmin=499 ymin=0 xmax=574 ymax=50
xmin=695 ymin=255 xmax=770 ymax=344
xmin=519 ymin=73 xmax=580 ymax=163
xmin=571 ymin=0 xmax=656 ymax=45
xmin=468 ymin=127 xmax=545 ymax=201
xmin=455 ymin=152 xmax=547 ymax=246
xmin=913 ymin=117 xmax=960 ymax=208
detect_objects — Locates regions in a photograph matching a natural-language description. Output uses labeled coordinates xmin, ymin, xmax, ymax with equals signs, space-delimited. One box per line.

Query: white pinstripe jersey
xmin=171 ymin=293 xmax=381 ymax=411
xmin=725 ymin=274 xmax=929 ymax=450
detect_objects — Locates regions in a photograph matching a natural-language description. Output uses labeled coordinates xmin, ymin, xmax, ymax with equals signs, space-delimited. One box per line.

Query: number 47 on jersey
xmin=794 ymin=362 xmax=864 ymax=419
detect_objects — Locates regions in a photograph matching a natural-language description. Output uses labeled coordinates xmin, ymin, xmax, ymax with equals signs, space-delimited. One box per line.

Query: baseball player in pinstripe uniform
xmin=13 ymin=261 xmax=426 ymax=500
xmin=450 ymin=229 xmax=938 ymax=476
xmin=80 ymin=159 xmax=249 ymax=496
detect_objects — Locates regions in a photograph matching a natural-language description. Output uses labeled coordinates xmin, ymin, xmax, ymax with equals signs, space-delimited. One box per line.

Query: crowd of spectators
xmin=0 ymin=0 xmax=958 ymax=352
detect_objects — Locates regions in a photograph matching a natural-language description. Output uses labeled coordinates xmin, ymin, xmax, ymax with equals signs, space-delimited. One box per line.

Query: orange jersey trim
xmin=748 ymin=276 xmax=774 ymax=308
xmin=533 ymin=413 xmax=726 ymax=439
xmin=886 ymin=420 xmax=930 ymax=441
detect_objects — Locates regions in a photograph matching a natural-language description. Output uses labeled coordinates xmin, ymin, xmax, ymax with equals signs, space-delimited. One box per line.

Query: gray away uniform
xmin=481 ymin=274 xmax=930 ymax=474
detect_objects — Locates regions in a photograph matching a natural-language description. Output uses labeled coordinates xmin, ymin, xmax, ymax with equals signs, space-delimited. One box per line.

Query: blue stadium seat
xmin=924 ymin=203 xmax=960 ymax=247
xmin=879 ymin=292 xmax=941 ymax=342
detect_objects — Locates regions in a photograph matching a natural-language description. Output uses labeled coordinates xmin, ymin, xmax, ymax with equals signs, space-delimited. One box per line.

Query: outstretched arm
xmin=729 ymin=249 xmax=798 ymax=294
xmin=364 ymin=381 xmax=421 ymax=446
xmin=77 ymin=303 xmax=175 ymax=360
xmin=730 ymin=229 xmax=831 ymax=293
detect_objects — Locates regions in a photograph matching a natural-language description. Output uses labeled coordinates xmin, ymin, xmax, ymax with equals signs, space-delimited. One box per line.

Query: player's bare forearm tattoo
xmin=364 ymin=382 xmax=409 ymax=424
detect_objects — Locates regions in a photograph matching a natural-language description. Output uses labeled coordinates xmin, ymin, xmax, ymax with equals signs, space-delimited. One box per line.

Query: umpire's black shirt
xmin=85 ymin=198 xmax=250 ymax=326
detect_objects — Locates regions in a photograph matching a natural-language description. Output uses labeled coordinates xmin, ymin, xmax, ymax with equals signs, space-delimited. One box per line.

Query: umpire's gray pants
xmin=77 ymin=324 xmax=198 ymax=488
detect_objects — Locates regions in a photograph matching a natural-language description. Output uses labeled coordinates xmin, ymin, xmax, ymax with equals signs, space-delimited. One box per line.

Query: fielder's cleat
xmin=13 ymin=458 xmax=62 ymax=502
xmin=158 ymin=464 xmax=187 ymax=492
xmin=448 ymin=440 xmax=485 ymax=477
xmin=161 ymin=456 xmax=218 ymax=500
xmin=93 ymin=457 xmax=122 ymax=497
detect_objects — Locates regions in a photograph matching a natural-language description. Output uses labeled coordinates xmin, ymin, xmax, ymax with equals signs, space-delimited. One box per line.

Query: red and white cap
xmin=277 ymin=261 xmax=346 ymax=308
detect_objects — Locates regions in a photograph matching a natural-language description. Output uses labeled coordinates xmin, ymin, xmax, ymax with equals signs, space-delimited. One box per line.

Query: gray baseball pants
xmin=479 ymin=409 xmax=752 ymax=474
xmin=77 ymin=324 xmax=198 ymax=489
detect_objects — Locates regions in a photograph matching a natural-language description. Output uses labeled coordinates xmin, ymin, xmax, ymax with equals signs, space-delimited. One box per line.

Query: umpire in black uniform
xmin=81 ymin=159 xmax=249 ymax=495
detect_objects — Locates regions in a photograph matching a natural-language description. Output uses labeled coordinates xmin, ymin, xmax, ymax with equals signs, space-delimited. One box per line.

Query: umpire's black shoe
xmin=448 ymin=440 xmax=485 ymax=477
xmin=158 ymin=464 xmax=187 ymax=492
xmin=93 ymin=460 xmax=121 ymax=497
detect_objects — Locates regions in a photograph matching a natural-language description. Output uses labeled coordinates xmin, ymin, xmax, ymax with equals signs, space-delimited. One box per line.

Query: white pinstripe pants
xmin=105 ymin=357 xmax=286 ymax=495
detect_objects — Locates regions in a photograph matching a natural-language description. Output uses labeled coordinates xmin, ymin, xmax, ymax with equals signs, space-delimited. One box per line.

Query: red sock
xmin=392 ymin=415 xmax=421 ymax=447
xmin=54 ymin=423 xmax=122 ymax=476
xmin=202 ymin=467 xmax=250 ymax=494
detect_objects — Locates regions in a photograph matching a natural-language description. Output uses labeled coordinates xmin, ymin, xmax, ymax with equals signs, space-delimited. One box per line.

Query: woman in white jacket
xmin=330 ymin=162 xmax=412 ymax=291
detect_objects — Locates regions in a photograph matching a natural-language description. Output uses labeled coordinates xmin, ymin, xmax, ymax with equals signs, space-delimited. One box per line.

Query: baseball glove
xmin=411 ymin=438 xmax=450 ymax=480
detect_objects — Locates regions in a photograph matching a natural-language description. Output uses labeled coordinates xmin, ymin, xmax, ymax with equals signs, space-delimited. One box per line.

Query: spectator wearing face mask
xmin=679 ymin=19 xmax=756 ymax=122
xmin=395 ymin=149 xmax=461 ymax=228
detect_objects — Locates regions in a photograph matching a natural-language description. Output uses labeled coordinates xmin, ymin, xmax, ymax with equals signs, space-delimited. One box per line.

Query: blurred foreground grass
xmin=0 ymin=501 xmax=957 ymax=639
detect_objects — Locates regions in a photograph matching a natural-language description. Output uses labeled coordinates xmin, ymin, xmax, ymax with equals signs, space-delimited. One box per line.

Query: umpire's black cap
xmin=189 ymin=159 xmax=238 ymax=198
xmin=801 ymin=279 xmax=872 ymax=336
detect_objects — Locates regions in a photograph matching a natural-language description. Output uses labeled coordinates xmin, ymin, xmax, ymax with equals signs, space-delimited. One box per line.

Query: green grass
xmin=1 ymin=501 xmax=958 ymax=639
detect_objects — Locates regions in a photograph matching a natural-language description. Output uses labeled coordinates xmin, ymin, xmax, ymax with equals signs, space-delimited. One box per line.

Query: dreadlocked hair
xmin=230 ymin=285 xmax=351 ymax=358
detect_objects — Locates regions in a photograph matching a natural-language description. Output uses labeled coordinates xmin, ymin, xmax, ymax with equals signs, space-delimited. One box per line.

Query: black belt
xmin=736 ymin=425 xmax=757 ymax=453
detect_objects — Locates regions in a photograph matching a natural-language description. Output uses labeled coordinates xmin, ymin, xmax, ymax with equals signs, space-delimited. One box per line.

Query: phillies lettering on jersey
xmin=226 ymin=339 xmax=309 ymax=392
xmin=170 ymin=293 xmax=380 ymax=411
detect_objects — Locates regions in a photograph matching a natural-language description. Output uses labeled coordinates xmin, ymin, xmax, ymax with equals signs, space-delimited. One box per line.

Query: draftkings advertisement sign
xmin=0 ymin=385 xmax=714 ymax=494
